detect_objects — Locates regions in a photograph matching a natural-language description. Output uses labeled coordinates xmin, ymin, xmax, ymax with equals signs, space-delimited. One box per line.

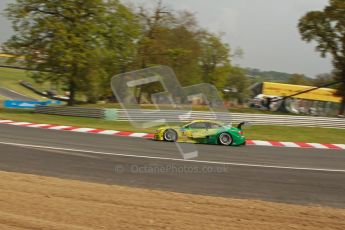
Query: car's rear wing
xmin=237 ymin=122 xmax=252 ymax=130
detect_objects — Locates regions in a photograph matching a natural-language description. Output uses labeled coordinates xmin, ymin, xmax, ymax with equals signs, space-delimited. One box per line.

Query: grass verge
xmin=0 ymin=67 xmax=46 ymax=100
xmin=0 ymin=107 xmax=156 ymax=133
xmin=1 ymin=108 xmax=345 ymax=143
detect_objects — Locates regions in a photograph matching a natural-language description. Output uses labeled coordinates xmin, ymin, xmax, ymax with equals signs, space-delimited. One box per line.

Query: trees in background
xmin=134 ymin=2 xmax=203 ymax=101
xmin=6 ymin=0 xmax=345 ymax=111
xmin=198 ymin=32 xmax=232 ymax=89
xmin=299 ymin=0 xmax=345 ymax=115
xmin=287 ymin=74 xmax=312 ymax=86
xmin=244 ymin=68 xmax=296 ymax=82
xmin=225 ymin=67 xmax=251 ymax=105
xmin=3 ymin=0 xmax=248 ymax=105
xmin=312 ymin=73 xmax=336 ymax=88
xmin=134 ymin=1 xmax=246 ymax=103
xmin=3 ymin=0 xmax=140 ymax=105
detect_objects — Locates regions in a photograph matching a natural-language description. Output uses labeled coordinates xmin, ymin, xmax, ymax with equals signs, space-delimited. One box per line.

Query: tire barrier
xmin=35 ymin=105 xmax=105 ymax=118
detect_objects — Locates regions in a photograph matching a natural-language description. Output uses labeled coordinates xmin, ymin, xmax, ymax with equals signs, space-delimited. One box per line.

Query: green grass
xmin=0 ymin=67 xmax=45 ymax=100
xmin=0 ymin=108 xmax=157 ymax=133
xmin=0 ymin=95 xmax=8 ymax=100
xmin=1 ymin=108 xmax=345 ymax=143
xmin=245 ymin=125 xmax=345 ymax=144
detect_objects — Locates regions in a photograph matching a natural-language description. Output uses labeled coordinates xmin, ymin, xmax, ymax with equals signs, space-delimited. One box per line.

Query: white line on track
xmin=0 ymin=141 xmax=344 ymax=173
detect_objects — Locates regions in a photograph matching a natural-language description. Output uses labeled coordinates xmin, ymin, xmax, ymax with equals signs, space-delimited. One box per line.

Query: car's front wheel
xmin=163 ymin=129 xmax=178 ymax=142
xmin=218 ymin=133 xmax=233 ymax=146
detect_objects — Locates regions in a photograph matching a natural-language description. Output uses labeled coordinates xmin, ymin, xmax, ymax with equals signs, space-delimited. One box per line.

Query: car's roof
xmin=189 ymin=120 xmax=223 ymax=124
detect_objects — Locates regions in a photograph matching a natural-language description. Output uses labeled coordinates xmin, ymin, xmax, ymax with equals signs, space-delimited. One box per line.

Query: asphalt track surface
xmin=1 ymin=123 xmax=345 ymax=208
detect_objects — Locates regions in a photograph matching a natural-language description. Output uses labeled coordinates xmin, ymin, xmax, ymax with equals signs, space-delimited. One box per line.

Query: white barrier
xmin=116 ymin=109 xmax=345 ymax=129
xmin=34 ymin=106 xmax=345 ymax=129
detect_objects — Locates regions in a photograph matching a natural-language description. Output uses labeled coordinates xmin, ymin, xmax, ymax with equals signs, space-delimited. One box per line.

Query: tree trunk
xmin=68 ymin=80 xmax=76 ymax=106
xmin=68 ymin=63 xmax=78 ymax=106
xmin=136 ymin=86 xmax=142 ymax=104
xmin=339 ymin=96 xmax=345 ymax=116
xmin=338 ymin=75 xmax=345 ymax=116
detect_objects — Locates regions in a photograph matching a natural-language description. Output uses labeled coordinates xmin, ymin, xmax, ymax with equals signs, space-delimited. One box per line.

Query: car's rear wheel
xmin=218 ymin=133 xmax=233 ymax=146
xmin=163 ymin=129 xmax=178 ymax=142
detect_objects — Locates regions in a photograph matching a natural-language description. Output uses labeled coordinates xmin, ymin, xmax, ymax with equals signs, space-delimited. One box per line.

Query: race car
xmin=154 ymin=120 xmax=248 ymax=146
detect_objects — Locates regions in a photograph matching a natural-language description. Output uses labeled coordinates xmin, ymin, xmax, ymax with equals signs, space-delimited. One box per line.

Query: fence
xmin=35 ymin=105 xmax=105 ymax=118
xmin=117 ymin=109 xmax=345 ymax=128
xmin=34 ymin=106 xmax=345 ymax=129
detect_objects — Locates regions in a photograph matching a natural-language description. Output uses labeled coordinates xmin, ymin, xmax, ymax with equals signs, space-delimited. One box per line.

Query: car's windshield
xmin=183 ymin=121 xmax=227 ymax=129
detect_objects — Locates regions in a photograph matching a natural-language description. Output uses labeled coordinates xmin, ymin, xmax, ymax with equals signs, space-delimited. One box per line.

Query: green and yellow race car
xmin=154 ymin=120 xmax=248 ymax=146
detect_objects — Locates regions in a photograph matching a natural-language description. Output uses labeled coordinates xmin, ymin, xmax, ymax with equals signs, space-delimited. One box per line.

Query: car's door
xmin=204 ymin=122 xmax=222 ymax=136
xmin=185 ymin=122 xmax=208 ymax=139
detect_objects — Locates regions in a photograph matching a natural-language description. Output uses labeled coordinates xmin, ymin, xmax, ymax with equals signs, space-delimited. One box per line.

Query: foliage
xmin=298 ymin=0 xmax=345 ymax=115
xmin=312 ymin=73 xmax=336 ymax=88
xmin=136 ymin=5 xmax=203 ymax=85
xmin=225 ymin=67 xmax=251 ymax=104
xmin=128 ymin=1 xmax=242 ymax=102
xmin=198 ymin=32 xmax=231 ymax=88
xmin=245 ymin=68 xmax=294 ymax=82
xmin=3 ymin=0 xmax=246 ymax=105
xmin=287 ymin=73 xmax=312 ymax=86
xmin=3 ymin=0 xmax=140 ymax=105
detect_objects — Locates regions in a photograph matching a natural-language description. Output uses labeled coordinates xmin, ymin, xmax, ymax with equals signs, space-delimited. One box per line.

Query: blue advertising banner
xmin=3 ymin=100 xmax=61 ymax=109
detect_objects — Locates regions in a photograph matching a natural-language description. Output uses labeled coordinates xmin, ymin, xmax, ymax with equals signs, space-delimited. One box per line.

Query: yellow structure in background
xmin=263 ymin=82 xmax=341 ymax=103
xmin=0 ymin=53 xmax=24 ymax=59
xmin=0 ymin=54 xmax=14 ymax=58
